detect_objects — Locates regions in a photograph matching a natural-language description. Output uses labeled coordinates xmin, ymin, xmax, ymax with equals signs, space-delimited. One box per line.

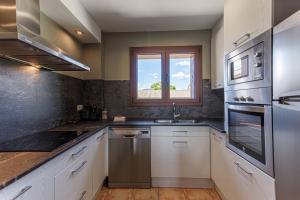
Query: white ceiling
xmin=40 ymin=0 xmax=101 ymax=43
xmin=79 ymin=0 xmax=224 ymax=32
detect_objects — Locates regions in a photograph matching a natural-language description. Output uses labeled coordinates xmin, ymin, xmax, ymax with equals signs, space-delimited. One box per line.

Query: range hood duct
xmin=0 ymin=0 xmax=90 ymax=71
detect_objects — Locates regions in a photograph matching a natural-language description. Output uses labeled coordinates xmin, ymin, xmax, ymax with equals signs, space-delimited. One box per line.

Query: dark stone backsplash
xmin=0 ymin=59 xmax=83 ymax=142
xmin=82 ymin=80 xmax=104 ymax=108
xmin=0 ymin=58 xmax=224 ymax=142
xmin=104 ymin=80 xmax=224 ymax=119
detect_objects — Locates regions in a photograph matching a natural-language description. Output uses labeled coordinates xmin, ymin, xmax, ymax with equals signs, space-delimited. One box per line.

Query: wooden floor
xmin=96 ymin=187 xmax=222 ymax=200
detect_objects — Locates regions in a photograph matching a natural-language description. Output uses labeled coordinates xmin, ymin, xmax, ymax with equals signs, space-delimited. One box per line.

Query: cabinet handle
xmin=71 ymin=161 xmax=87 ymax=176
xmin=96 ymin=135 xmax=104 ymax=141
xmin=172 ymin=131 xmax=188 ymax=133
xmin=10 ymin=185 xmax=32 ymax=200
xmin=234 ymin=162 xmax=253 ymax=176
xmin=173 ymin=141 xmax=188 ymax=144
xmin=71 ymin=146 xmax=87 ymax=158
xmin=172 ymin=131 xmax=188 ymax=135
xmin=215 ymin=134 xmax=223 ymax=141
xmin=79 ymin=190 xmax=87 ymax=200
xmin=233 ymin=33 xmax=251 ymax=47
xmin=212 ymin=132 xmax=223 ymax=141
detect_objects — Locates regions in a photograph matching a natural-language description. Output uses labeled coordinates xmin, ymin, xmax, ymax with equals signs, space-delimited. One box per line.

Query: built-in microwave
xmin=225 ymin=30 xmax=272 ymax=91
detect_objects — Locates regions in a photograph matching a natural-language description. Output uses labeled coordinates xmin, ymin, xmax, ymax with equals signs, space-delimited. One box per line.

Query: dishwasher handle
xmin=123 ymin=135 xmax=137 ymax=138
xmin=109 ymin=128 xmax=150 ymax=138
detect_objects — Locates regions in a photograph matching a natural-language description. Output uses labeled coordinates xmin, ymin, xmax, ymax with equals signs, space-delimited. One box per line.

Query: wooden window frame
xmin=130 ymin=46 xmax=202 ymax=106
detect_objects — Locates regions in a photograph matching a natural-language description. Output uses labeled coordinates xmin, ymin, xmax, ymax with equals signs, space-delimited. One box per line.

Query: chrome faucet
xmin=173 ymin=102 xmax=181 ymax=121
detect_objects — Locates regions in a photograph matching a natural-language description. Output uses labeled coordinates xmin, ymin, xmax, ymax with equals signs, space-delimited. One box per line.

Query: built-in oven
xmin=225 ymin=88 xmax=273 ymax=177
xmin=225 ymin=30 xmax=272 ymax=91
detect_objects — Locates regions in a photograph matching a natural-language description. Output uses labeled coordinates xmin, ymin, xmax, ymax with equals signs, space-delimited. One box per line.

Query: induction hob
xmin=0 ymin=131 xmax=87 ymax=152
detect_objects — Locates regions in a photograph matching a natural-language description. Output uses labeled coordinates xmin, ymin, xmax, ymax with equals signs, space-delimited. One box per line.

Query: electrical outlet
xmin=77 ymin=105 xmax=84 ymax=111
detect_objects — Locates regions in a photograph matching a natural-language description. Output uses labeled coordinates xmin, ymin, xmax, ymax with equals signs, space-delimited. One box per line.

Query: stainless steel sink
xmin=154 ymin=119 xmax=174 ymax=123
xmin=154 ymin=119 xmax=197 ymax=124
xmin=174 ymin=119 xmax=197 ymax=123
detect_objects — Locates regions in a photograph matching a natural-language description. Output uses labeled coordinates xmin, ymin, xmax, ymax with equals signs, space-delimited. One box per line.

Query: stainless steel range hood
xmin=0 ymin=0 xmax=90 ymax=71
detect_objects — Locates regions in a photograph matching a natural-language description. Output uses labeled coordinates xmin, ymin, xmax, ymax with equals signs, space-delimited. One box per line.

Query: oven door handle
xmin=228 ymin=104 xmax=265 ymax=113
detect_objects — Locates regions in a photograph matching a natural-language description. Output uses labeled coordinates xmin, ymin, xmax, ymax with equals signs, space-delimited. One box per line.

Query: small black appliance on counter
xmin=80 ymin=105 xmax=101 ymax=121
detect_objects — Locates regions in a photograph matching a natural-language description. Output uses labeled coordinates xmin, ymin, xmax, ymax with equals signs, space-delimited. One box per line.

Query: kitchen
xmin=0 ymin=0 xmax=300 ymax=200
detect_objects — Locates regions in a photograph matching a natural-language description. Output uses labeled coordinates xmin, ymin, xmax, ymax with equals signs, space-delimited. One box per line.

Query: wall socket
xmin=77 ymin=105 xmax=84 ymax=111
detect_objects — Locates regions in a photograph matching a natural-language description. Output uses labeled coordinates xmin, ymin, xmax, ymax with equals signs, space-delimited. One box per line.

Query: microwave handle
xmin=228 ymin=104 xmax=265 ymax=113
xmin=234 ymin=33 xmax=251 ymax=47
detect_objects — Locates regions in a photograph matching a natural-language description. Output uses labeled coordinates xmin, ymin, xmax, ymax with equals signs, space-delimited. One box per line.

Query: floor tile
xmin=184 ymin=188 xmax=221 ymax=200
xmin=97 ymin=187 xmax=221 ymax=200
xmin=158 ymin=188 xmax=186 ymax=200
xmin=134 ymin=188 xmax=159 ymax=200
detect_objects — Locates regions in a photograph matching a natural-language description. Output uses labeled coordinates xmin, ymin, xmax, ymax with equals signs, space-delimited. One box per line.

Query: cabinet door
xmin=211 ymin=129 xmax=276 ymax=200
xmin=104 ymin=129 xmax=108 ymax=177
xmin=224 ymin=0 xmax=272 ymax=54
xmin=225 ymin=148 xmax=276 ymax=200
xmin=210 ymin=129 xmax=236 ymax=200
xmin=151 ymin=136 xmax=210 ymax=178
xmin=91 ymin=131 xmax=106 ymax=196
xmin=55 ymin=151 xmax=92 ymax=200
xmin=1 ymin=164 xmax=54 ymax=200
xmin=151 ymin=126 xmax=209 ymax=137
xmin=211 ymin=18 xmax=224 ymax=89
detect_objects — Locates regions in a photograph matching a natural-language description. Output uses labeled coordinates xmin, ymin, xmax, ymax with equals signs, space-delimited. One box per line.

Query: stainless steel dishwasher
xmin=108 ymin=127 xmax=151 ymax=188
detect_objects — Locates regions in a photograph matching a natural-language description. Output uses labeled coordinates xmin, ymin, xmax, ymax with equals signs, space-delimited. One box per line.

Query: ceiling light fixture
xmin=76 ymin=30 xmax=84 ymax=36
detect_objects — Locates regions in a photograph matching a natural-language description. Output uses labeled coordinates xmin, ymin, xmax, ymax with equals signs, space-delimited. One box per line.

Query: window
xmin=130 ymin=46 xmax=202 ymax=106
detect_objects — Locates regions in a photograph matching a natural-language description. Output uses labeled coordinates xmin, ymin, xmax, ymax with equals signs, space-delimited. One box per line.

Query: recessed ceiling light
xmin=76 ymin=30 xmax=84 ymax=36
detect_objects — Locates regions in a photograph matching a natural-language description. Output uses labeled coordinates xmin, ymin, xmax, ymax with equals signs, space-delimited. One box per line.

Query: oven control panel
xmin=225 ymin=87 xmax=272 ymax=105
xmin=232 ymin=96 xmax=255 ymax=102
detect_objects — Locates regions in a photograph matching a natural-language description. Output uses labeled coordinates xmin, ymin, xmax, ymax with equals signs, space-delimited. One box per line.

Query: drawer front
xmin=151 ymin=136 xmax=210 ymax=178
xmin=49 ymin=135 xmax=92 ymax=175
xmin=151 ymin=126 xmax=209 ymax=137
xmin=55 ymin=154 xmax=92 ymax=200
xmin=225 ymin=147 xmax=276 ymax=200
xmin=1 ymin=164 xmax=54 ymax=200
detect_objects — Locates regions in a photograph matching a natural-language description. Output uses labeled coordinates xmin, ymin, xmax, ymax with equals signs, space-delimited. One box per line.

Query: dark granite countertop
xmin=0 ymin=119 xmax=224 ymax=190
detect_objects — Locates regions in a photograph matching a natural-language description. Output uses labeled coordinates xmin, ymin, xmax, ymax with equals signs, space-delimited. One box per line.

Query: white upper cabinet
xmin=211 ymin=17 xmax=224 ymax=89
xmin=224 ymin=0 xmax=272 ymax=55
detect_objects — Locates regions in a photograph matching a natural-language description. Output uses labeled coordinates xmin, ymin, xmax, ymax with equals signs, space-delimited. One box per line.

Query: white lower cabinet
xmin=0 ymin=129 xmax=108 ymax=200
xmin=55 ymin=153 xmax=92 ymax=200
xmin=90 ymin=130 xmax=108 ymax=196
xmin=152 ymin=136 xmax=210 ymax=178
xmin=211 ymin=129 xmax=276 ymax=200
xmin=151 ymin=126 xmax=211 ymax=187
xmin=1 ymin=163 xmax=54 ymax=200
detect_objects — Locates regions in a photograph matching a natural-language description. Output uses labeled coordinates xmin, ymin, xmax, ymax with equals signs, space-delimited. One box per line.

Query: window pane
xmin=137 ymin=54 xmax=162 ymax=99
xmin=169 ymin=53 xmax=195 ymax=99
